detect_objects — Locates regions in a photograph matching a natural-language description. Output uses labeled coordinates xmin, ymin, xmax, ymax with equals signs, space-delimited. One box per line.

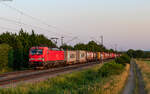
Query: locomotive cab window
xmin=30 ymin=49 xmax=43 ymax=55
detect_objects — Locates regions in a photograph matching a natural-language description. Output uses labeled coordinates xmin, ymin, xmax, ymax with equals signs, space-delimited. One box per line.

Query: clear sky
xmin=0 ymin=0 xmax=150 ymax=51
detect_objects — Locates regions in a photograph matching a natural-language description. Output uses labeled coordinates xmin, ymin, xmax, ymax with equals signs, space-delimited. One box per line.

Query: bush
xmin=0 ymin=61 xmax=127 ymax=94
xmin=0 ymin=44 xmax=13 ymax=72
xmin=0 ymin=30 xmax=56 ymax=70
xmin=115 ymin=54 xmax=131 ymax=65
xmin=98 ymin=61 xmax=124 ymax=77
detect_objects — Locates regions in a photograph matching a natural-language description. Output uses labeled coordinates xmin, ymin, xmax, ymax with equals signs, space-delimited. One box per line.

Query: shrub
xmin=115 ymin=54 xmax=131 ymax=65
xmin=98 ymin=61 xmax=124 ymax=77
xmin=0 ymin=61 xmax=127 ymax=94
xmin=0 ymin=44 xmax=13 ymax=72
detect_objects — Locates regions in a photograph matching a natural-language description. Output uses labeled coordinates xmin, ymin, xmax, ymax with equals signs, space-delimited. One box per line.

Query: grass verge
xmin=136 ymin=60 xmax=150 ymax=93
xmin=134 ymin=63 xmax=139 ymax=94
xmin=0 ymin=61 xmax=130 ymax=94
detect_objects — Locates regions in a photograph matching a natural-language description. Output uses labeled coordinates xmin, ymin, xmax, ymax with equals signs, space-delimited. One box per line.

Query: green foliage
xmin=108 ymin=49 xmax=115 ymax=53
xmin=0 ymin=44 xmax=13 ymax=72
xmin=74 ymin=41 xmax=108 ymax=52
xmin=0 ymin=29 xmax=56 ymax=70
xmin=0 ymin=61 xmax=126 ymax=94
xmin=0 ymin=29 xmax=117 ymax=70
xmin=73 ymin=41 xmax=116 ymax=53
xmin=127 ymin=49 xmax=150 ymax=58
xmin=98 ymin=61 xmax=124 ymax=77
xmin=127 ymin=49 xmax=135 ymax=57
xmin=8 ymin=48 xmax=14 ymax=68
xmin=115 ymin=54 xmax=131 ymax=65
xmin=60 ymin=44 xmax=74 ymax=50
xmin=60 ymin=40 xmax=113 ymax=53
xmin=74 ymin=43 xmax=87 ymax=50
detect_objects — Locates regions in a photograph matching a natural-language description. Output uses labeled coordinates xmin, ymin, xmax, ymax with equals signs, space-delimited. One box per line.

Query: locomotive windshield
xmin=30 ymin=49 xmax=43 ymax=55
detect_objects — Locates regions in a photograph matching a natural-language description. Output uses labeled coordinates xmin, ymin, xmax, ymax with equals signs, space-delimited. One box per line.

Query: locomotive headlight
xmin=38 ymin=58 xmax=44 ymax=61
xmin=29 ymin=58 xmax=35 ymax=61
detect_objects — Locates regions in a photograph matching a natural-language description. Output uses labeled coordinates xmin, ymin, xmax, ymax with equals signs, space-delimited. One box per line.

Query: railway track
xmin=0 ymin=60 xmax=112 ymax=87
xmin=0 ymin=62 xmax=98 ymax=87
xmin=0 ymin=70 xmax=35 ymax=80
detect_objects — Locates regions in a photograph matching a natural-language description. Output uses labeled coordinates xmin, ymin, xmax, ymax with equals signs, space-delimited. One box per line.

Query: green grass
xmin=136 ymin=60 xmax=150 ymax=93
xmin=141 ymin=60 xmax=150 ymax=66
xmin=0 ymin=61 xmax=126 ymax=94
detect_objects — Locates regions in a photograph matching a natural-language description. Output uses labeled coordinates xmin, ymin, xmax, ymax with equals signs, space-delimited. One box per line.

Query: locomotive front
xmin=29 ymin=47 xmax=46 ymax=68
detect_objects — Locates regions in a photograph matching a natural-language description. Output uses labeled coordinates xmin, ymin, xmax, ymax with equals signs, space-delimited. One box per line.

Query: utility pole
xmin=61 ymin=36 xmax=64 ymax=46
xmin=51 ymin=37 xmax=59 ymax=46
xmin=115 ymin=44 xmax=117 ymax=51
xmin=100 ymin=36 xmax=103 ymax=46
xmin=66 ymin=37 xmax=78 ymax=44
xmin=100 ymin=35 xmax=104 ymax=63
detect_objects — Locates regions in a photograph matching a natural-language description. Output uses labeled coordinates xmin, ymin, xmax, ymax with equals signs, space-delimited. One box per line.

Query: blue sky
xmin=0 ymin=0 xmax=150 ymax=50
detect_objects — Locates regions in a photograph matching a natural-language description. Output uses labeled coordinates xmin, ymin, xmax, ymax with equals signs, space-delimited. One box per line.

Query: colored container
xmin=97 ymin=52 xmax=101 ymax=60
xmin=77 ymin=50 xmax=87 ymax=63
xmin=87 ymin=52 xmax=94 ymax=61
xmin=65 ymin=50 xmax=77 ymax=64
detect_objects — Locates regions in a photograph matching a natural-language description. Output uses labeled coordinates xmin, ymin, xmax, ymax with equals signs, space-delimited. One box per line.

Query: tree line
xmin=127 ymin=49 xmax=150 ymax=58
xmin=60 ymin=41 xmax=116 ymax=53
xmin=0 ymin=29 xmax=56 ymax=70
xmin=0 ymin=29 xmax=116 ymax=70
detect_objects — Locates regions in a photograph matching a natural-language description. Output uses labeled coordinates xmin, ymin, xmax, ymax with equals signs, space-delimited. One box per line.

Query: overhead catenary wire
xmin=0 ymin=2 xmax=84 ymax=44
xmin=0 ymin=2 xmax=78 ymax=37
xmin=0 ymin=25 xmax=18 ymax=31
xmin=0 ymin=2 xmax=74 ymax=37
xmin=0 ymin=17 xmax=84 ymax=46
xmin=0 ymin=16 xmax=81 ymax=45
xmin=0 ymin=17 xmax=65 ymax=36
xmin=65 ymin=37 xmax=78 ymax=44
xmin=90 ymin=37 xmax=101 ymax=45
xmin=1 ymin=3 xmax=55 ymax=28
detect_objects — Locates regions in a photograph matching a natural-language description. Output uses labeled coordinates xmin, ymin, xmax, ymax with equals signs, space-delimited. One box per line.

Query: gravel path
xmin=122 ymin=60 xmax=146 ymax=94
xmin=135 ymin=61 xmax=146 ymax=94
xmin=122 ymin=60 xmax=136 ymax=94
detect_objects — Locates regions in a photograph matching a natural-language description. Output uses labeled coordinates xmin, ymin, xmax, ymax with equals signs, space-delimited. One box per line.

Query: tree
xmin=74 ymin=43 xmax=87 ymax=50
xmin=127 ymin=49 xmax=147 ymax=58
xmin=0 ymin=29 xmax=56 ymax=70
xmin=60 ymin=44 xmax=74 ymax=50
xmin=127 ymin=49 xmax=135 ymax=58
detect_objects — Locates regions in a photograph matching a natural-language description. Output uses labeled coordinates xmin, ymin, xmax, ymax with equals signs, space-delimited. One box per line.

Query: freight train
xmin=29 ymin=47 xmax=120 ymax=69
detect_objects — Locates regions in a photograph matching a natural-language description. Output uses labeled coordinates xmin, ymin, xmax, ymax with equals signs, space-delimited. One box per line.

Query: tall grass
xmin=136 ymin=60 xmax=150 ymax=93
xmin=0 ymin=61 xmax=129 ymax=94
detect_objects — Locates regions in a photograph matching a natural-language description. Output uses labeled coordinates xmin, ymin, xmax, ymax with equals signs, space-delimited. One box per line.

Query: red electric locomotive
xmin=29 ymin=47 xmax=65 ymax=69
xmin=29 ymin=46 xmax=120 ymax=69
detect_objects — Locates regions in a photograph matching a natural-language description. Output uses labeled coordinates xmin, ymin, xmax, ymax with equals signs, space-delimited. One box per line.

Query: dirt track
xmin=122 ymin=60 xmax=146 ymax=94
